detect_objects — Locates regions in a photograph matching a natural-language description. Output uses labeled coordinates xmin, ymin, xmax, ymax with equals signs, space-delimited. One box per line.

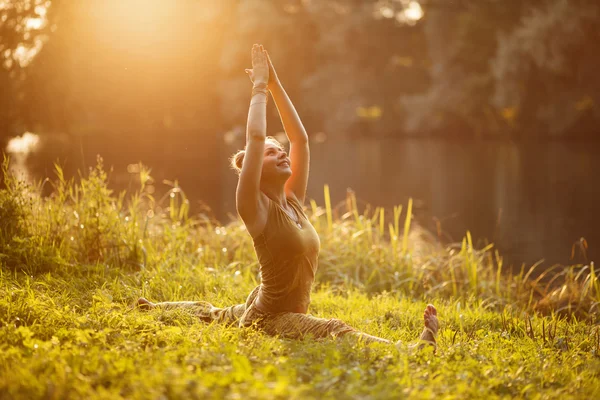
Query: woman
xmin=138 ymin=44 xmax=439 ymax=347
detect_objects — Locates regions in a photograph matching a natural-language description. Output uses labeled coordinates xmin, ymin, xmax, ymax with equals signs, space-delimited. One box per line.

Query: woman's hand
xmin=245 ymin=44 xmax=269 ymax=86
xmin=264 ymin=50 xmax=280 ymax=87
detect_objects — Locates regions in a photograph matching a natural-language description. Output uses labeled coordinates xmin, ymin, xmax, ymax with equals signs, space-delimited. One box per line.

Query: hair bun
xmin=229 ymin=137 xmax=284 ymax=176
xmin=230 ymin=150 xmax=245 ymax=174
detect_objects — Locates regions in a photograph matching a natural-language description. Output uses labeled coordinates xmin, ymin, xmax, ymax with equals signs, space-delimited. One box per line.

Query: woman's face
xmin=261 ymin=142 xmax=291 ymax=182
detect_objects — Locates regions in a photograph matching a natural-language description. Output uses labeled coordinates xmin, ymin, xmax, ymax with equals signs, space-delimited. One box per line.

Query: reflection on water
xmin=5 ymin=132 xmax=40 ymax=182
xmin=9 ymin=134 xmax=598 ymax=268
xmin=300 ymin=139 xmax=598 ymax=267
xmin=220 ymin=138 xmax=597 ymax=267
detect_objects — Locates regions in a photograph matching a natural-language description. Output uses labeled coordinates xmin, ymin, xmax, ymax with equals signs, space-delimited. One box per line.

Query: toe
xmin=424 ymin=313 xmax=433 ymax=325
xmin=136 ymin=298 xmax=154 ymax=309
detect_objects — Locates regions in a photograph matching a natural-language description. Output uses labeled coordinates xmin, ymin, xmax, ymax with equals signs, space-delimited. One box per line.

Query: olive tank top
xmin=252 ymin=195 xmax=320 ymax=313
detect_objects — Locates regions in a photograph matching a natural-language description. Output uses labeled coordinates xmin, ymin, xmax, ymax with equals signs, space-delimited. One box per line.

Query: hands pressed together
xmin=245 ymin=44 xmax=279 ymax=88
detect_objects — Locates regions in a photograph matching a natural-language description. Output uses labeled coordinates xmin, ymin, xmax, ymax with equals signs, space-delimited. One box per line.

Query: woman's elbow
xmin=296 ymin=134 xmax=309 ymax=144
xmin=247 ymin=129 xmax=266 ymax=141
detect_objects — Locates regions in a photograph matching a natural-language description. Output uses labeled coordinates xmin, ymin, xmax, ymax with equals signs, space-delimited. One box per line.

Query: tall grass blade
xmin=324 ymin=184 xmax=333 ymax=233
xmin=401 ymin=200 xmax=412 ymax=257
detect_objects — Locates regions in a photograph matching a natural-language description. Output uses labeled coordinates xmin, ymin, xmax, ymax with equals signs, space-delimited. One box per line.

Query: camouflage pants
xmin=153 ymin=286 xmax=388 ymax=343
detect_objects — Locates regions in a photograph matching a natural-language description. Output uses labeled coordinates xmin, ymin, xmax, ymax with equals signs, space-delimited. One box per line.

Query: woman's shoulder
xmin=241 ymin=192 xmax=272 ymax=240
xmin=286 ymin=192 xmax=302 ymax=207
xmin=286 ymin=192 xmax=308 ymax=216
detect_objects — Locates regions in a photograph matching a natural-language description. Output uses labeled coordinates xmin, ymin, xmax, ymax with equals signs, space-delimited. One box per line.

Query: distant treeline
xmin=1 ymin=0 xmax=599 ymax=149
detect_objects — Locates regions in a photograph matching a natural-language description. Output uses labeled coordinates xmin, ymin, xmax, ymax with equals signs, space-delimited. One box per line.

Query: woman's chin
xmin=280 ymin=169 xmax=292 ymax=180
xmin=277 ymin=165 xmax=292 ymax=174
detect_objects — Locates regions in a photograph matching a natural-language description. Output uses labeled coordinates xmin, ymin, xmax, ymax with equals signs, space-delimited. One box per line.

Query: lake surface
xmin=11 ymin=136 xmax=600 ymax=268
xmin=221 ymin=138 xmax=599 ymax=268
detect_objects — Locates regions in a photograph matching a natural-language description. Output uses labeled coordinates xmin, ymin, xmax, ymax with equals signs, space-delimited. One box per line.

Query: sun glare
xmin=376 ymin=0 xmax=424 ymax=24
xmin=13 ymin=39 xmax=45 ymax=67
xmin=26 ymin=17 xmax=45 ymax=30
xmin=404 ymin=1 xmax=424 ymax=22
xmin=394 ymin=1 xmax=423 ymax=25
xmin=35 ymin=4 xmax=47 ymax=16
xmin=379 ymin=6 xmax=395 ymax=19
xmin=6 ymin=132 xmax=40 ymax=155
xmin=98 ymin=0 xmax=176 ymax=34
xmin=2 ymin=2 xmax=50 ymax=67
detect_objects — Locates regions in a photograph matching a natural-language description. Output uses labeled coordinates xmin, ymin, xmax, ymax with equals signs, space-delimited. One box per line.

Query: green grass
xmin=1 ymin=156 xmax=599 ymax=399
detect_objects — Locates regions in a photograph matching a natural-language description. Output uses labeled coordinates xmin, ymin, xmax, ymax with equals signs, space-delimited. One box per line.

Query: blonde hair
xmin=230 ymin=136 xmax=285 ymax=175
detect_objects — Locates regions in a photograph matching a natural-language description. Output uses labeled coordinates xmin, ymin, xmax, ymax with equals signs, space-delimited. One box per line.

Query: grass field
xmin=1 ymin=157 xmax=599 ymax=399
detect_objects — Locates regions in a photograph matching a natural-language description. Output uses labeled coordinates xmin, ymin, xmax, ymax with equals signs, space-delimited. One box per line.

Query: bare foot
xmin=136 ymin=297 xmax=155 ymax=310
xmin=418 ymin=304 xmax=439 ymax=350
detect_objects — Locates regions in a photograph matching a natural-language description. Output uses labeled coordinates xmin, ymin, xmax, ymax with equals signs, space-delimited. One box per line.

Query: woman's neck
xmin=261 ymin=185 xmax=288 ymax=208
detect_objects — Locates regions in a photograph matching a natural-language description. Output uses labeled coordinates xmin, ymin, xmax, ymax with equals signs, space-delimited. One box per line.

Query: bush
xmin=0 ymin=154 xmax=598 ymax=318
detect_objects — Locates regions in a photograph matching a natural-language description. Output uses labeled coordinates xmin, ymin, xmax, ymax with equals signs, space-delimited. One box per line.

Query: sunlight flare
xmin=6 ymin=132 xmax=40 ymax=155
xmin=404 ymin=1 xmax=424 ymax=22
xmin=26 ymin=17 xmax=45 ymax=30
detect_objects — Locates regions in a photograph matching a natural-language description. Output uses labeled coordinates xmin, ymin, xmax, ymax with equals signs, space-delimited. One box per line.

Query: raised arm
xmin=265 ymin=51 xmax=310 ymax=204
xmin=236 ymin=45 xmax=270 ymax=233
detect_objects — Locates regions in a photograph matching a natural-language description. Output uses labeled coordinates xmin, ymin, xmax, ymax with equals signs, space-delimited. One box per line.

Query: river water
xmin=222 ymin=138 xmax=599 ymax=268
xmin=9 ymin=135 xmax=599 ymax=268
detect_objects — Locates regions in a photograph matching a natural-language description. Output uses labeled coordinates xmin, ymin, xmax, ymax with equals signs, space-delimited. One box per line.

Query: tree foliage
xmin=1 ymin=0 xmax=598 ymax=145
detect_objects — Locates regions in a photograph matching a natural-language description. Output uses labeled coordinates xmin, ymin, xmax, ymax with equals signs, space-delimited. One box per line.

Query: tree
xmin=490 ymin=0 xmax=600 ymax=137
xmin=0 ymin=0 xmax=52 ymax=145
xmin=1 ymin=0 xmax=598 ymax=147
xmin=401 ymin=0 xmax=600 ymax=137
